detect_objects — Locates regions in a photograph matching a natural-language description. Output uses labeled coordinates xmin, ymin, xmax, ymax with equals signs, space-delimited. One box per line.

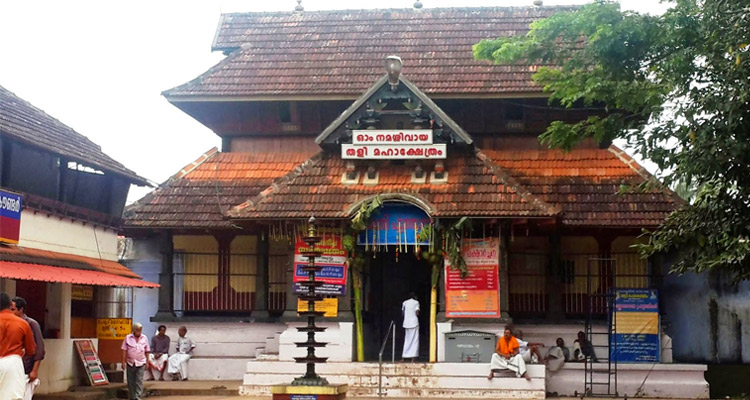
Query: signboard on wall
xmin=342 ymin=129 xmax=447 ymax=160
xmin=357 ymin=203 xmax=431 ymax=245
xmin=297 ymin=297 xmax=339 ymax=317
xmin=0 ymin=189 xmax=22 ymax=244
xmin=293 ymin=228 xmax=348 ymax=296
xmin=96 ymin=318 xmax=132 ymax=340
xmin=72 ymin=285 xmax=94 ymax=301
xmin=612 ymin=289 xmax=660 ymax=363
xmin=444 ymin=238 xmax=501 ymax=318
xmin=74 ymin=340 xmax=109 ymax=386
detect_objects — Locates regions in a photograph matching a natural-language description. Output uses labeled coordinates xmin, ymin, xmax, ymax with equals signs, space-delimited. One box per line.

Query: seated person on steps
xmin=545 ymin=337 xmax=570 ymax=372
xmin=487 ymin=327 xmax=531 ymax=381
xmin=168 ymin=326 xmax=195 ymax=381
xmin=515 ymin=330 xmax=544 ymax=364
xmin=573 ymin=330 xmax=597 ymax=362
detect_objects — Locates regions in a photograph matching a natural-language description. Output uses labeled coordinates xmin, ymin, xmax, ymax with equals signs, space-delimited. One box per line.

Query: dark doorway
xmin=15 ymin=280 xmax=47 ymax=333
xmin=365 ymin=250 xmax=432 ymax=361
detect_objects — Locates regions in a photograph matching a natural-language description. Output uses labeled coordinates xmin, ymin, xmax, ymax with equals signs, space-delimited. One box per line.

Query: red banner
xmin=444 ymin=238 xmax=500 ymax=318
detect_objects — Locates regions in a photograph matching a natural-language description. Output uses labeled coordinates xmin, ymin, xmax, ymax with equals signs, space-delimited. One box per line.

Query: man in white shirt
xmin=401 ymin=292 xmax=420 ymax=362
xmin=167 ymin=326 xmax=195 ymax=381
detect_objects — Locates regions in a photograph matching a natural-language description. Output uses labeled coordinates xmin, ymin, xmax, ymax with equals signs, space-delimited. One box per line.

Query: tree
xmin=474 ymin=0 xmax=750 ymax=280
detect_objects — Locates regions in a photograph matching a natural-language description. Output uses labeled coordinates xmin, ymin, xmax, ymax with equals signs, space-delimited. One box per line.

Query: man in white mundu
xmin=401 ymin=292 xmax=420 ymax=361
xmin=168 ymin=326 xmax=195 ymax=381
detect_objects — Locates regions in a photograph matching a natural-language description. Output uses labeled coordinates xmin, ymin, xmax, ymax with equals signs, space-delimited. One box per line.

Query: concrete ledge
xmin=546 ymin=363 xmax=709 ymax=399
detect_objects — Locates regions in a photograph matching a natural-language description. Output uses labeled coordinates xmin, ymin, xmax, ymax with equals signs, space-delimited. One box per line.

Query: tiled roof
xmin=123 ymin=148 xmax=317 ymax=228
xmin=227 ymin=149 xmax=558 ymax=220
xmin=164 ymin=7 xmax=577 ymax=98
xmin=0 ymin=85 xmax=148 ymax=185
xmin=485 ymin=146 xmax=681 ymax=227
xmin=0 ymin=245 xmax=141 ymax=279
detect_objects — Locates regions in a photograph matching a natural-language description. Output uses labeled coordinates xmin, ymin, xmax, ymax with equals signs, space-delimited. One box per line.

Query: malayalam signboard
xmin=96 ymin=318 xmax=132 ymax=340
xmin=74 ymin=340 xmax=109 ymax=386
xmin=293 ymin=228 xmax=347 ymax=296
xmin=444 ymin=238 xmax=501 ymax=318
xmin=342 ymin=129 xmax=447 ymax=160
xmin=612 ymin=289 xmax=660 ymax=363
xmin=0 ymin=189 xmax=22 ymax=244
xmin=297 ymin=297 xmax=339 ymax=317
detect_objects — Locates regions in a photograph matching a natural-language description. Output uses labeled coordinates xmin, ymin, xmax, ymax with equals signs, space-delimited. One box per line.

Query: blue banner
xmin=357 ymin=203 xmax=430 ymax=245
xmin=612 ymin=289 xmax=660 ymax=363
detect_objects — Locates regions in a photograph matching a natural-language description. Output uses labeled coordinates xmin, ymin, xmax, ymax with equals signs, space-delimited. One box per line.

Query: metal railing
xmin=378 ymin=320 xmax=396 ymax=398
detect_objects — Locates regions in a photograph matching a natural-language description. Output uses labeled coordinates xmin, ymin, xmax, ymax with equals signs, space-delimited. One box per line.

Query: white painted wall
xmin=18 ymin=211 xmax=118 ymax=260
xmin=37 ymin=338 xmax=99 ymax=394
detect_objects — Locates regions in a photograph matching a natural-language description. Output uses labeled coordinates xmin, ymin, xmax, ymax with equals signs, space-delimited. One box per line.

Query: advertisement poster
xmin=293 ymin=228 xmax=347 ymax=296
xmin=444 ymin=238 xmax=500 ymax=318
xmin=612 ymin=289 xmax=660 ymax=363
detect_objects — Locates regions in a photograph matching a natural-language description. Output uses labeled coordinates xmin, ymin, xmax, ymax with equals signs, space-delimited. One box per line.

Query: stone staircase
xmin=240 ymin=361 xmax=545 ymax=399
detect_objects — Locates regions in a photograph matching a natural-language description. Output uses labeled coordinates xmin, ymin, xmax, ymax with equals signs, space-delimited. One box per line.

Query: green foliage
xmin=419 ymin=218 xmax=472 ymax=279
xmin=475 ymin=0 xmax=750 ymax=281
xmin=350 ymin=195 xmax=383 ymax=232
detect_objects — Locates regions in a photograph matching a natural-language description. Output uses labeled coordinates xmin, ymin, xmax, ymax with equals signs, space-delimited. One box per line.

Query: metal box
xmin=444 ymin=330 xmax=497 ymax=363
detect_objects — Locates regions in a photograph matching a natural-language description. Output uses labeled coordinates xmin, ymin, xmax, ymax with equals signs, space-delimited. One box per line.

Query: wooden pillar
xmin=254 ymin=229 xmax=270 ymax=319
xmin=499 ymin=221 xmax=512 ymax=322
xmin=155 ymin=230 xmax=174 ymax=318
xmin=546 ymin=231 xmax=563 ymax=321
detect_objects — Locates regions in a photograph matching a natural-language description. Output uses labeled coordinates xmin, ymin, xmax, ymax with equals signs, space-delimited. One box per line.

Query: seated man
xmin=545 ymin=337 xmax=570 ymax=372
xmin=146 ymin=325 xmax=170 ymax=381
xmin=516 ymin=330 xmax=544 ymax=364
xmin=573 ymin=331 xmax=598 ymax=362
xmin=488 ymin=328 xmax=531 ymax=381
xmin=168 ymin=326 xmax=195 ymax=381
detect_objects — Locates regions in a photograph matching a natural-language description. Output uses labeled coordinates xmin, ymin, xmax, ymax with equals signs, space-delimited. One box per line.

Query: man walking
xmin=401 ymin=292 xmax=420 ymax=362
xmin=11 ymin=297 xmax=45 ymax=398
xmin=121 ymin=322 xmax=149 ymax=400
xmin=0 ymin=292 xmax=36 ymax=400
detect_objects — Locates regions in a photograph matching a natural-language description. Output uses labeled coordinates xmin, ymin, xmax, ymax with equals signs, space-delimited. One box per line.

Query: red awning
xmin=0 ymin=261 xmax=160 ymax=288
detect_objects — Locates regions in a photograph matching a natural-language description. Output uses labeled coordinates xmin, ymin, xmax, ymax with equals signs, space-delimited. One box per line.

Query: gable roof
xmin=226 ymin=148 xmax=558 ymax=220
xmin=485 ymin=145 xmax=682 ymax=227
xmin=315 ymin=74 xmax=473 ymax=145
xmin=164 ymin=6 xmax=577 ymax=100
xmin=123 ymin=148 xmax=317 ymax=229
xmin=0 ymin=85 xmax=148 ymax=186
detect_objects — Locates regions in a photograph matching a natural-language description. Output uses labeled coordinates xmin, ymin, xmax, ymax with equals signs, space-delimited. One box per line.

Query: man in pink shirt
xmin=121 ymin=322 xmax=150 ymax=400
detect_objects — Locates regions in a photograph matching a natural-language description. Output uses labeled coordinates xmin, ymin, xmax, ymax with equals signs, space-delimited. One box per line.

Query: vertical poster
xmin=293 ymin=227 xmax=348 ymax=296
xmin=444 ymin=238 xmax=500 ymax=318
xmin=612 ymin=289 xmax=660 ymax=363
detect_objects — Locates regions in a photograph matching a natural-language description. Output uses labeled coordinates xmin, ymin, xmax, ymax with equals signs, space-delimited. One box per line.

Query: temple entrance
xmin=364 ymin=250 xmax=432 ymax=361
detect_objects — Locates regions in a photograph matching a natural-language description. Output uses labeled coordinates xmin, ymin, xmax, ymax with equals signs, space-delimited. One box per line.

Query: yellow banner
xmin=615 ymin=312 xmax=659 ymax=335
xmin=96 ymin=318 xmax=132 ymax=339
xmin=72 ymin=285 xmax=94 ymax=301
xmin=297 ymin=298 xmax=338 ymax=317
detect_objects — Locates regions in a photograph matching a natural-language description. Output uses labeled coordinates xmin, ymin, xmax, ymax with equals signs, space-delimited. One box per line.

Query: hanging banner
xmin=612 ymin=289 xmax=660 ymax=363
xmin=293 ymin=228 xmax=347 ymax=296
xmin=0 ymin=189 xmax=22 ymax=244
xmin=444 ymin=238 xmax=500 ymax=318
xmin=357 ymin=203 xmax=430 ymax=245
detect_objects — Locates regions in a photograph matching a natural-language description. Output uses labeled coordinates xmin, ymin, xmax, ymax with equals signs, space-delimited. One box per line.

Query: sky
xmin=0 ymin=0 xmax=668 ymax=203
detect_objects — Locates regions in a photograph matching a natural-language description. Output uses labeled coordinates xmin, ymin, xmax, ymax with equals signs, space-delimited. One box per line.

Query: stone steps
xmin=241 ymin=361 xmax=545 ymax=399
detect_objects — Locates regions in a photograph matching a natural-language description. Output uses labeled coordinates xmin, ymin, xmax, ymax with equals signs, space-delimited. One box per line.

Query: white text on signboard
xmin=352 ymin=129 xmax=433 ymax=145
xmin=342 ymin=144 xmax=447 ymax=159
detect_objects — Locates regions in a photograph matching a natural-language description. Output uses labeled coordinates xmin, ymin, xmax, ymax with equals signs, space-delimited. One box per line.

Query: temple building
xmin=122 ymin=5 xmax=708 ymax=398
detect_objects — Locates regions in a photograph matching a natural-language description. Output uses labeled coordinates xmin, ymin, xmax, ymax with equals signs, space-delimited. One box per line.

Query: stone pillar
xmin=282 ymin=253 xmax=298 ymax=320
xmin=60 ymin=283 xmax=72 ymax=339
xmin=155 ymin=230 xmax=174 ymax=319
xmin=253 ymin=230 xmax=270 ymax=319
